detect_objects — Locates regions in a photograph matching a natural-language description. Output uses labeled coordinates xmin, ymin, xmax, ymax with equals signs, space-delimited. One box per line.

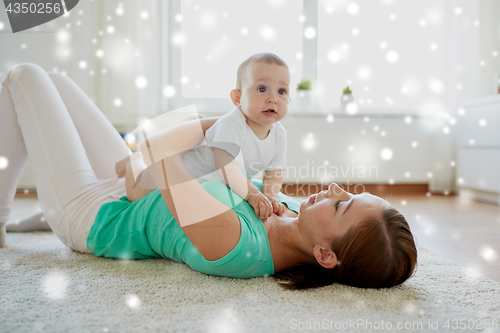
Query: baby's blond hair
xmin=236 ymin=52 xmax=289 ymax=91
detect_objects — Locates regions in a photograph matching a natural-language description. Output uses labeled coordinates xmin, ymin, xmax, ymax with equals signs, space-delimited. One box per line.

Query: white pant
xmin=0 ymin=63 xmax=130 ymax=253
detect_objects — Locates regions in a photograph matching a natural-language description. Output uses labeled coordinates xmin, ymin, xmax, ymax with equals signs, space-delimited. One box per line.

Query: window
xmin=317 ymin=0 xmax=447 ymax=112
xmin=163 ymin=0 xmax=484 ymax=115
xmin=164 ymin=0 xmax=304 ymax=113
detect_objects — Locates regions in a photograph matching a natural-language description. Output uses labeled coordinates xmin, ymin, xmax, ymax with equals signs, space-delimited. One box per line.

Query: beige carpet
xmin=1 ymin=232 xmax=500 ymax=333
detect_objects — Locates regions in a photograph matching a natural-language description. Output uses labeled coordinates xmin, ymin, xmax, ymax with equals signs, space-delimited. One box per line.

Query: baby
xmin=182 ymin=52 xmax=292 ymax=222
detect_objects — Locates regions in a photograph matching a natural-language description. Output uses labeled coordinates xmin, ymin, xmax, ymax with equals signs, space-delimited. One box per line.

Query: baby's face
xmin=237 ymin=62 xmax=291 ymax=128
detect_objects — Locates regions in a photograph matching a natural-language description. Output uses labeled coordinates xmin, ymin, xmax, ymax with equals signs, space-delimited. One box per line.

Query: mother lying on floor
xmin=0 ymin=63 xmax=417 ymax=290
xmin=125 ymin=117 xmax=419 ymax=290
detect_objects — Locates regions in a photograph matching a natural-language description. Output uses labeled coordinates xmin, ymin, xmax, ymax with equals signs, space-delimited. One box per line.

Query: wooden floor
xmin=290 ymin=192 xmax=500 ymax=283
xmin=387 ymin=193 xmax=500 ymax=283
xmin=9 ymin=193 xmax=500 ymax=283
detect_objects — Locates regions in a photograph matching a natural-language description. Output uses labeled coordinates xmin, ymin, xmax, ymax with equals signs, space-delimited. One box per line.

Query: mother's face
xmin=298 ymin=183 xmax=388 ymax=246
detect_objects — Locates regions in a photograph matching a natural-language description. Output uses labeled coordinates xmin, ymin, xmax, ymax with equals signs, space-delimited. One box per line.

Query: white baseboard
xmin=459 ymin=188 xmax=500 ymax=206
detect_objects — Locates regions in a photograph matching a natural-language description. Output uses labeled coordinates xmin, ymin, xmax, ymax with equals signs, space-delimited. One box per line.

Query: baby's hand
xmin=247 ymin=192 xmax=273 ymax=222
xmin=115 ymin=156 xmax=131 ymax=178
xmin=115 ymin=152 xmax=143 ymax=178
xmin=265 ymin=195 xmax=285 ymax=216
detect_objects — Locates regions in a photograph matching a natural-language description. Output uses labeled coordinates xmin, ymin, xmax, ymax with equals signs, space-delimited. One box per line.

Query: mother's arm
xmin=139 ymin=117 xmax=242 ymax=261
xmin=121 ymin=117 xmax=219 ymax=202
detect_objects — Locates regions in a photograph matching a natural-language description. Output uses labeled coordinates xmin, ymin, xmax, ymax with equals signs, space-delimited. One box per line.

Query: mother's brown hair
xmin=273 ymin=206 xmax=418 ymax=290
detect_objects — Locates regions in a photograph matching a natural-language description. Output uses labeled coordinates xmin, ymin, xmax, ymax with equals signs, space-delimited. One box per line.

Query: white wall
xmin=1 ymin=0 xmax=498 ymax=191
xmin=0 ymin=1 xmax=98 ymax=100
xmin=1 ymin=1 xmax=100 ymax=189
xmin=479 ymin=0 xmax=500 ymax=97
xmin=0 ymin=0 xmax=162 ymax=189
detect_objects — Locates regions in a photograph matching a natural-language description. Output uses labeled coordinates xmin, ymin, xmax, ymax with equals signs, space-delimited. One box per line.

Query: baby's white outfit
xmin=182 ymin=106 xmax=287 ymax=184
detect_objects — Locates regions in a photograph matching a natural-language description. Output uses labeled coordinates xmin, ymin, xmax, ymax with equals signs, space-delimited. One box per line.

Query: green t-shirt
xmin=86 ymin=180 xmax=301 ymax=279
